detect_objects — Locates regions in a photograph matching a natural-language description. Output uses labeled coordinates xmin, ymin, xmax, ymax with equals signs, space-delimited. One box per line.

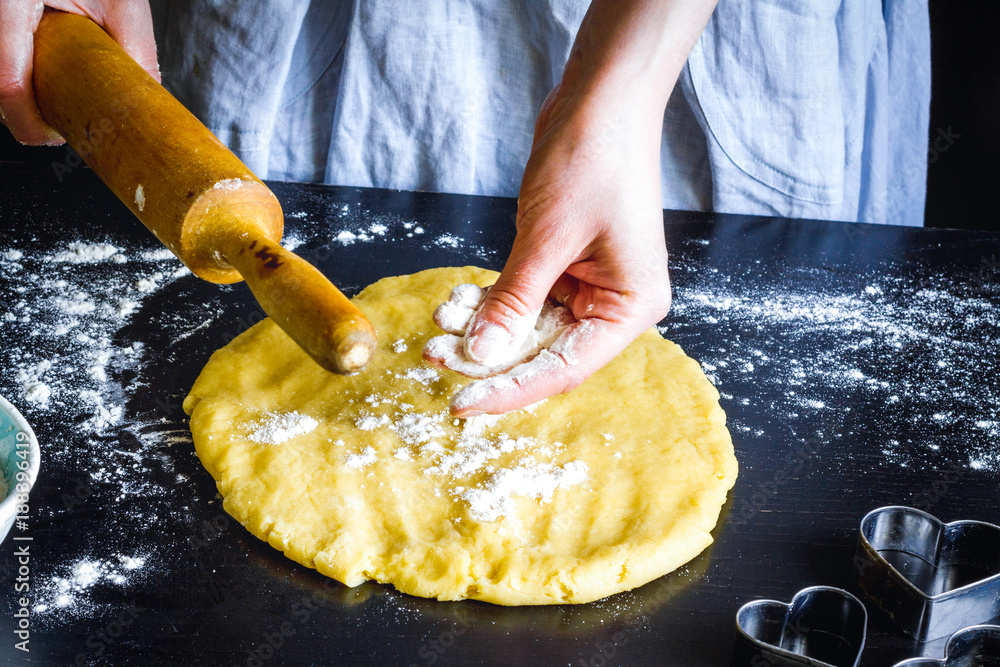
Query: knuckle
xmin=483 ymin=288 xmax=536 ymax=321
xmin=0 ymin=75 xmax=30 ymax=105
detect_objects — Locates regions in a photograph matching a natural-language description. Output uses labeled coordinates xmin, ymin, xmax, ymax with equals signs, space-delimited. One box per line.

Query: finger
xmin=432 ymin=283 xmax=486 ymax=334
xmin=451 ymin=317 xmax=640 ymax=417
xmin=537 ymin=302 xmax=575 ymax=330
xmin=97 ymin=0 xmax=160 ymax=82
xmin=465 ymin=221 xmax=577 ymax=366
xmin=0 ymin=1 xmax=62 ymax=144
xmin=422 ymin=334 xmax=499 ymax=379
xmin=549 ymin=273 xmax=579 ymax=305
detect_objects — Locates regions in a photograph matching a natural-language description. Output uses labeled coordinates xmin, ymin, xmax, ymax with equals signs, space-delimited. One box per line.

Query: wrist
xmin=558 ymin=0 xmax=718 ymax=125
xmin=545 ymin=81 xmax=666 ymax=156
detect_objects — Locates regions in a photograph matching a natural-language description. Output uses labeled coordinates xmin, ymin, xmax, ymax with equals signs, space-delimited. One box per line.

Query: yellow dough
xmin=183 ymin=266 xmax=738 ymax=605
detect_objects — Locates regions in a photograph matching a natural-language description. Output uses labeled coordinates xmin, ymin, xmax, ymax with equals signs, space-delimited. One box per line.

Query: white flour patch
xmin=461 ymin=460 xmax=588 ymax=523
xmin=32 ymin=554 xmax=150 ymax=617
xmin=347 ymin=389 xmax=586 ymax=523
xmin=245 ymin=411 xmax=319 ymax=445
xmin=434 ymin=234 xmax=463 ymax=249
xmin=424 ymin=285 xmax=575 ymax=399
xmin=403 ymin=367 xmax=439 ymax=385
xmin=346 ymin=446 xmax=377 ymax=469
xmin=141 ymin=248 xmax=175 ymax=262
xmin=51 ymin=242 xmax=123 ymax=264
xmin=334 ymin=230 xmax=357 ymax=245
xmin=212 ymin=178 xmax=249 ymax=192
xmin=136 ymin=272 xmax=164 ymax=293
xmin=20 ymin=377 xmax=52 ymax=406
xmin=328 ymin=210 xmax=494 ymax=259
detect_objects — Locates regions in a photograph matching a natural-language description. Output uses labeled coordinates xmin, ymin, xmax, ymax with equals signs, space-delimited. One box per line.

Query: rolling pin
xmin=32 ymin=11 xmax=376 ymax=374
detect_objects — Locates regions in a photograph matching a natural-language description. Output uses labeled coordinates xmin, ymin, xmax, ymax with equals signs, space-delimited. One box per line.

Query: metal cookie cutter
xmin=893 ymin=624 xmax=1000 ymax=666
xmin=855 ymin=506 xmax=1000 ymax=641
xmin=732 ymin=586 xmax=868 ymax=667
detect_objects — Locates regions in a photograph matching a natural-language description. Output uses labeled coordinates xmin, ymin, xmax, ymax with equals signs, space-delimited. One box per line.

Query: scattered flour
xmin=246 ymin=411 xmax=319 ymax=445
xmin=22 ymin=381 xmax=51 ymax=406
xmin=346 ymin=446 xmax=378 ymax=469
xmin=347 ymin=372 xmax=588 ymax=523
xmin=0 ymin=234 xmax=242 ymax=622
xmin=667 ymin=256 xmax=1000 ymax=475
xmin=136 ymin=272 xmax=164 ymax=293
xmin=141 ymin=248 xmax=175 ymax=261
xmin=51 ymin=242 xmax=122 ymax=264
xmin=0 ymin=210 xmax=499 ymax=624
xmin=281 ymin=235 xmax=304 ymax=251
xmin=403 ymin=367 xmax=439 ymax=385
xmin=327 ymin=212 xmax=493 ymax=259
xmin=33 ymin=554 xmax=149 ymax=615
xmin=461 ymin=460 xmax=589 ymax=523
xmin=434 ymin=234 xmax=462 ymax=249
xmin=335 ymin=230 xmax=358 ymax=245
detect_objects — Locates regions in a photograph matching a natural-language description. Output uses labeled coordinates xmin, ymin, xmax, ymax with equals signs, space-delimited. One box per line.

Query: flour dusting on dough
xmin=462 ymin=460 xmax=589 ymax=522
xmin=346 ymin=446 xmax=377 ymax=469
xmin=349 ymin=386 xmax=588 ymax=522
xmin=246 ymin=411 xmax=318 ymax=445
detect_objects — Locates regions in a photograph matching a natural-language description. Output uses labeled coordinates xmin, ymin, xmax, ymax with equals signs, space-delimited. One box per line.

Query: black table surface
xmin=0 ymin=164 xmax=998 ymax=666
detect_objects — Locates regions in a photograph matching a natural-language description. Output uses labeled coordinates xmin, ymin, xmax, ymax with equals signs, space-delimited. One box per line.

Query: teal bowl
xmin=0 ymin=396 xmax=41 ymax=544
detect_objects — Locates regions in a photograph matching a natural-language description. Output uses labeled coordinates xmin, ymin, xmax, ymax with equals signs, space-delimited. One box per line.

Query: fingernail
xmin=451 ymin=375 xmax=512 ymax=416
xmin=465 ymin=321 xmax=510 ymax=366
xmin=451 ymin=405 xmax=483 ymax=418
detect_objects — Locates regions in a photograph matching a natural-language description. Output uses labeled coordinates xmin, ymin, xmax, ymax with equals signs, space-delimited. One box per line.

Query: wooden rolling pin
xmin=32 ymin=11 xmax=376 ymax=374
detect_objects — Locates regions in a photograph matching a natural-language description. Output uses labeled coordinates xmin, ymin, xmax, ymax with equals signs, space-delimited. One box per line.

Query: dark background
xmin=1 ymin=168 xmax=998 ymax=666
xmin=2 ymin=0 xmax=998 ymax=232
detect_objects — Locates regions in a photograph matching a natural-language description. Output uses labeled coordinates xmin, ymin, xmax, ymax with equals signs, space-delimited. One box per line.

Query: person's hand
xmin=0 ymin=0 xmax=159 ymax=145
xmin=422 ymin=0 xmax=716 ymax=416
xmin=424 ymin=81 xmax=672 ymax=416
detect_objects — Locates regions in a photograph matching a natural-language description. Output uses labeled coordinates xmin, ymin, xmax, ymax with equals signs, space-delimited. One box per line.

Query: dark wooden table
xmin=0 ymin=164 xmax=998 ymax=666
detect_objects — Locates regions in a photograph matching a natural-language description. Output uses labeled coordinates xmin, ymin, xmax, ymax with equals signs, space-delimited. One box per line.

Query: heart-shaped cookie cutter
xmin=733 ymin=586 xmax=868 ymax=667
xmin=855 ymin=506 xmax=1000 ymax=641
xmin=893 ymin=624 xmax=1000 ymax=666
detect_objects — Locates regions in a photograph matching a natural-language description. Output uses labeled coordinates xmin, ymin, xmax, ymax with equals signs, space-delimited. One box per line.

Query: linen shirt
xmin=151 ymin=0 xmax=930 ymax=226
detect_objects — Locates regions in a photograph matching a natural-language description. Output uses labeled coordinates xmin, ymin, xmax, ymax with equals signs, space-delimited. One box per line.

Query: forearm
xmin=561 ymin=0 xmax=718 ymax=124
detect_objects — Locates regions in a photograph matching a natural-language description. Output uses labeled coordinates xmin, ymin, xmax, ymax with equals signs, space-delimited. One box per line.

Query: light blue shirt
xmin=151 ymin=0 xmax=929 ymax=226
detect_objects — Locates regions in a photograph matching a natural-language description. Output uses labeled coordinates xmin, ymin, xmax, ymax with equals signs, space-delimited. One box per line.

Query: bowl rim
xmin=0 ymin=394 xmax=42 ymax=514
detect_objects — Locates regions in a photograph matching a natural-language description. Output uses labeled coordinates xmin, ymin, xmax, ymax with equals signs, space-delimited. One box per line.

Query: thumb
xmin=99 ymin=1 xmax=161 ymax=83
xmin=465 ymin=221 xmax=575 ymax=366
